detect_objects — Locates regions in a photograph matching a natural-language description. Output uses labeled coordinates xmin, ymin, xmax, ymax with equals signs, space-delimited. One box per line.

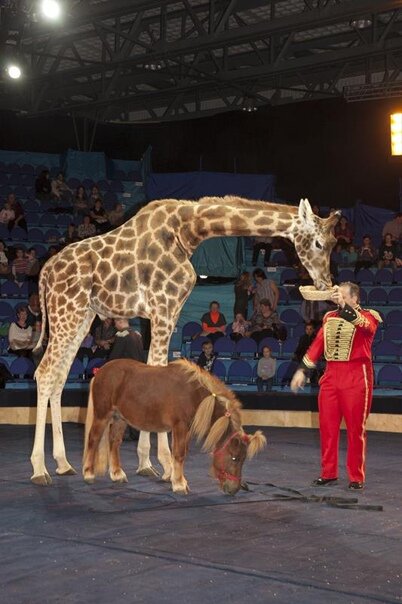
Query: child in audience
xmin=230 ymin=313 xmax=250 ymax=342
xmin=343 ymin=244 xmax=357 ymax=267
xmin=256 ymin=346 xmax=276 ymax=392
xmin=197 ymin=340 xmax=217 ymax=373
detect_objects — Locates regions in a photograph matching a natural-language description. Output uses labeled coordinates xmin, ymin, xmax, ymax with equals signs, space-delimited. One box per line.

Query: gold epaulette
xmin=364 ymin=309 xmax=383 ymax=323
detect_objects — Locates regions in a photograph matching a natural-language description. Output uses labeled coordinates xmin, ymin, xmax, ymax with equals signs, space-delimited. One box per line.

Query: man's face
xmin=210 ymin=304 xmax=219 ymax=313
xmin=305 ymin=325 xmax=314 ymax=336
xmin=363 ymin=237 xmax=370 ymax=247
xmin=114 ymin=319 xmax=126 ymax=330
xmin=339 ymin=285 xmax=358 ymax=307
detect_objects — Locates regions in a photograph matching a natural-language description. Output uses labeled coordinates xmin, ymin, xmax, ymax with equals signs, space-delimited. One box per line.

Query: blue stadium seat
xmin=45 ymin=228 xmax=61 ymax=242
xmin=373 ymin=341 xmax=400 ymax=361
xmin=235 ymin=337 xmax=257 ymax=357
xmin=28 ymin=228 xmax=45 ymax=242
xmin=388 ymin=289 xmax=402 ymax=305
xmin=359 ymin=288 xmax=368 ymax=305
xmin=375 ymin=268 xmax=394 ymax=285
xmin=212 ymin=359 xmax=226 ymax=381
xmin=67 ymin=358 xmax=85 ymax=380
xmin=227 ymin=359 xmax=253 ymax=384
xmin=57 ymin=214 xmax=73 ymax=227
xmin=377 ymin=365 xmax=402 ymax=388
xmin=10 ymin=357 xmax=35 ymax=378
xmin=393 ymin=268 xmax=402 ymax=283
xmin=86 ymin=357 xmax=106 ymax=377
xmin=280 ymin=336 xmax=299 ymax=359
xmin=292 ymin=323 xmax=306 ymax=338
xmin=258 ymin=336 xmax=280 ymax=354
xmin=0 ymin=301 xmax=14 ymax=320
xmin=356 ymin=268 xmax=375 ymax=285
xmin=276 ymin=360 xmax=298 ymax=386
xmin=280 ymin=268 xmax=298 ymax=284
xmin=26 ymin=212 xmax=40 ymax=226
xmin=10 ymin=226 xmax=27 ymax=241
xmin=368 ymin=288 xmax=387 ymax=305
xmin=32 ymin=244 xmax=47 ymax=258
xmin=383 ymin=326 xmax=402 ymax=343
xmin=278 ymin=287 xmax=288 ymax=304
xmin=385 ymin=309 xmax=402 ymax=326
xmin=213 ymin=337 xmax=236 ymax=358
xmin=181 ymin=321 xmax=201 ymax=342
xmin=225 ymin=324 xmax=233 ymax=336
xmin=0 ymin=224 xmax=9 ymax=240
xmin=338 ymin=268 xmax=355 ymax=283
xmin=24 ymin=199 xmax=40 ymax=212
xmin=1 ymin=281 xmax=24 ymax=298
xmin=190 ymin=336 xmax=210 ymax=357
xmin=40 ymin=213 xmax=56 ymax=226
xmin=280 ymin=308 xmax=302 ymax=325
xmin=287 ymin=286 xmax=303 ymax=304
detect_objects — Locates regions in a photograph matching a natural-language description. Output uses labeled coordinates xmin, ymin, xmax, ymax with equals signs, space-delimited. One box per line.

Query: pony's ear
xmin=246 ymin=430 xmax=267 ymax=459
xmin=298 ymin=198 xmax=314 ymax=224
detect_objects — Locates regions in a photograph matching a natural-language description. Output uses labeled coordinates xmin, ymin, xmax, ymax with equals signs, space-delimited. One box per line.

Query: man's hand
xmin=330 ymin=286 xmax=345 ymax=308
xmin=291 ymin=369 xmax=306 ymax=393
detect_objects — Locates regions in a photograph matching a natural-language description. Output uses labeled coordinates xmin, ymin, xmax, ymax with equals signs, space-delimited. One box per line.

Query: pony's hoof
xmin=83 ymin=475 xmax=95 ymax=485
xmin=136 ymin=466 xmax=160 ymax=478
xmin=31 ymin=472 xmax=52 ymax=486
xmin=172 ymin=482 xmax=190 ymax=495
xmin=56 ymin=465 xmax=77 ymax=476
xmin=111 ymin=471 xmax=128 ymax=483
xmin=241 ymin=481 xmax=250 ymax=491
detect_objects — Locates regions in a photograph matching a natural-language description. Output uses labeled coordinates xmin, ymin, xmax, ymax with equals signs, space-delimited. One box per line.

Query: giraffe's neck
xmin=187 ymin=197 xmax=297 ymax=250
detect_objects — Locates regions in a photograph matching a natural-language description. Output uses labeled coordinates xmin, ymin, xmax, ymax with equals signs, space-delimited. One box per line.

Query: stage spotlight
xmin=390 ymin=113 xmax=402 ymax=156
xmin=6 ymin=64 xmax=22 ymax=80
xmin=40 ymin=0 xmax=62 ymax=20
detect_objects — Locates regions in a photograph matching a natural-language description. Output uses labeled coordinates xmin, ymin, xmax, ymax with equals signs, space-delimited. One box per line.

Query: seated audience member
xmin=51 ymin=172 xmax=72 ymax=203
xmin=8 ymin=306 xmax=34 ymax=358
xmin=382 ymin=212 xmax=402 ymax=242
xmin=0 ymin=240 xmax=9 ymax=275
xmin=252 ymin=268 xmax=279 ymax=310
xmin=108 ymin=202 xmax=125 ymax=227
xmin=35 ymin=170 xmax=51 ymax=200
xmin=334 ymin=216 xmax=353 ymax=248
xmin=234 ymin=271 xmax=252 ymax=319
xmin=26 ymin=248 xmax=41 ymax=281
xmin=197 ymin=340 xmax=217 ymax=373
xmin=247 ymin=299 xmax=287 ymax=343
xmin=230 ymin=313 xmax=250 ymax=342
xmin=343 ymin=244 xmax=357 ymax=267
xmin=293 ymin=322 xmax=316 ymax=362
xmin=77 ymin=332 xmax=95 ymax=362
xmin=0 ymin=200 xmax=15 ymax=227
xmin=200 ymin=301 xmax=226 ymax=343
xmin=88 ymin=185 xmax=102 ymax=208
xmin=256 ymin=345 xmax=276 ymax=392
xmin=355 ymin=235 xmax=377 ymax=272
xmin=7 ymin=193 xmax=27 ymax=232
xmin=31 ymin=320 xmax=46 ymax=366
xmin=90 ymin=199 xmax=110 ymax=233
xmin=26 ymin=293 xmax=42 ymax=327
xmin=331 ymin=243 xmax=346 ymax=267
xmin=272 ymin=236 xmax=298 ymax=267
xmin=12 ymin=247 xmax=28 ymax=283
xmin=73 ymin=185 xmax=89 ymax=217
xmin=378 ymin=233 xmax=398 ymax=269
xmin=252 ymin=236 xmax=272 ymax=267
xmin=93 ymin=318 xmax=116 ymax=358
xmin=109 ymin=319 xmax=145 ymax=362
xmin=77 ymin=215 xmax=97 ymax=239
xmin=61 ymin=223 xmax=79 ymax=246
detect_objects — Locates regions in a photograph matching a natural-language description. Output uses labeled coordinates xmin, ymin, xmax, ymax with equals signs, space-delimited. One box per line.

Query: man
xmin=247 ymin=298 xmax=287 ymax=344
xmin=291 ymin=282 xmax=381 ymax=490
xmin=381 ymin=212 xmax=402 ymax=242
xmin=26 ymin=293 xmax=42 ymax=327
xmin=252 ymin=236 xmax=272 ymax=267
xmin=293 ymin=322 xmax=316 ymax=362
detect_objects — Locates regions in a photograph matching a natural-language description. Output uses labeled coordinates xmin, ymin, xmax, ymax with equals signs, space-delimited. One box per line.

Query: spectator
xmin=293 ymin=322 xmax=316 ymax=362
xmin=88 ymin=185 xmax=102 ymax=208
xmin=35 ymin=170 xmax=51 ymax=201
xmin=0 ymin=200 xmax=15 ymax=227
xmin=31 ymin=320 xmax=46 ymax=367
xmin=51 ymin=172 xmax=72 ymax=203
xmin=355 ymin=235 xmax=377 ymax=272
xmin=0 ymin=240 xmax=9 ymax=276
xmin=252 ymin=268 xmax=279 ymax=311
xmin=109 ymin=319 xmax=145 ymax=362
xmin=252 ymin=237 xmax=272 ymax=267
xmin=12 ymin=247 xmax=28 ymax=283
xmin=45 ymin=246 xmax=59 ymax=262
xmin=26 ymin=248 xmax=41 ymax=282
xmin=8 ymin=306 xmax=34 ymax=358
xmin=73 ymin=185 xmax=89 ymax=218
xmin=26 ymin=293 xmax=42 ymax=327
xmin=77 ymin=332 xmax=95 ymax=362
xmin=272 ymin=236 xmax=298 ymax=267
xmin=197 ymin=340 xmax=217 ymax=373
xmin=77 ymin=215 xmax=97 ymax=240
xmin=334 ymin=216 xmax=353 ymax=248
xmin=90 ymin=199 xmax=110 ymax=233
xmin=331 ymin=243 xmax=346 ymax=267
xmin=343 ymin=244 xmax=357 ymax=267
xmin=256 ymin=346 xmax=276 ymax=392
xmin=61 ymin=223 xmax=79 ymax=246
xmin=378 ymin=233 xmax=398 ymax=269
xmin=7 ymin=193 xmax=27 ymax=232
xmin=200 ymin=301 xmax=226 ymax=343
xmin=382 ymin=212 xmax=402 ymax=242
xmin=246 ymin=299 xmax=287 ymax=344
xmin=93 ymin=318 xmax=116 ymax=358
xmin=108 ymin=202 xmax=125 ymax=227
xmin=230 ymin=313 xmax=250 ymax=342
xmin=233 ymin=271 xmax=252 ymax=319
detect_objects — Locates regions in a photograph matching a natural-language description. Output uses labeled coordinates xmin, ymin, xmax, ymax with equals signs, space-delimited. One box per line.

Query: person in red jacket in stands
xmin=291 ymin=282 xmax=381 ymax=490
xmin=200 ymin=301 xmax=226 ymax=343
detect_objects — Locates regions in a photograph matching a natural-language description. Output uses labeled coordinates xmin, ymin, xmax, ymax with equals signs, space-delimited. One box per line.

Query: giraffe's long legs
xmin=30 ymin=381 xmax=52 ymax=485
xmin=136 ymin=431 xmax=160 ymax=477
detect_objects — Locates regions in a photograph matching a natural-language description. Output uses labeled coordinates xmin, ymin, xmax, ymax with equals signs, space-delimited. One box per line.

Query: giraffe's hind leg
xmin=30 ymin=381 xmax=52 ymax=485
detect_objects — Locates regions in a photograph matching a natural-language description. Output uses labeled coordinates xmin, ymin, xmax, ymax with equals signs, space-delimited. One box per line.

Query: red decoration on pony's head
xmin=93 ymin=367 xmax=101 ymax=376
xmin=241 ymin=433 xmax=250 ymax=444
xmin=224 ymin=410 xmax=231 ymax=418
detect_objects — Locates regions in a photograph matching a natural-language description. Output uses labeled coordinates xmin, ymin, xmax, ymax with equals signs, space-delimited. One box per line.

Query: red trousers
xmin=318 ymin=360 xmax=373 ymax=483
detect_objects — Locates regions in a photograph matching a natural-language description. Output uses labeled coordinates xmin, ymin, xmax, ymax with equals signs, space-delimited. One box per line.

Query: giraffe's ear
xmin=298 ymin=198 xmax=314 ymax=224
xmin=325 ymin=210 xmax=341 ymax=229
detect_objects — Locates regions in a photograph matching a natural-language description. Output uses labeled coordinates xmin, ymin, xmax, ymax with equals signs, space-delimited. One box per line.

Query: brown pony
xmin=83 ymin=358 xmax=266 ymax=495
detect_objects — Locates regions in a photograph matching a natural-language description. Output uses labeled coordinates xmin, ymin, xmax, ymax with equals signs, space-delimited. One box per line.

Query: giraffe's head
xmin=292 ymin=199 xmax=340 ymax=290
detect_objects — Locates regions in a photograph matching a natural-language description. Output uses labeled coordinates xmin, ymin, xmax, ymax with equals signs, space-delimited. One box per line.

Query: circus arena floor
xmin=0 ymin=424 xmax=401 ymax=604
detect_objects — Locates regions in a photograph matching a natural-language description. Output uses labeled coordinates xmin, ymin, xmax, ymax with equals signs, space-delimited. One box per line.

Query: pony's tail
xmin=83 ymin=379 xmax=110 ymax=477
xmin=33 ymin=264 xmax=48 ymax=356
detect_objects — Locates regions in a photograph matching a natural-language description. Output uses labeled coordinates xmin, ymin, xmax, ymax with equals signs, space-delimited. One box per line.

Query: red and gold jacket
xmin=301 ymin=305 xmax=382 ymax=369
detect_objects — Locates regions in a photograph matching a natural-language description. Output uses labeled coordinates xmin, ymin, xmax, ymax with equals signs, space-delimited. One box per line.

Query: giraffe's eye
xmin=315 ymin=241 xmax=323 ymax=250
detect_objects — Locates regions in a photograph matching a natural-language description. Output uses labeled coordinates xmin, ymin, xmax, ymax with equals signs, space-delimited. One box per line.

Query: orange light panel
xmin=390 ymin=113 xmax=402 ymax=156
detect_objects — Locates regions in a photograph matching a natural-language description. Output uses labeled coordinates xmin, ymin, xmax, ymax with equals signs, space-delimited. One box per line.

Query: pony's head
xmin=292 ymin=199 xmax=340 ymax=290
xmin=211 ymin=429 xmax=267 ymax=495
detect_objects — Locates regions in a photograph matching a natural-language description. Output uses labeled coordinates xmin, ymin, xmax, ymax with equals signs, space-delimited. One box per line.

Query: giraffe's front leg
xmin=158 ymin=432 xmax=172 ymax=481
xmin=136 ymin=431 xmax=160 ymax=477
xmin=30 ymin=383 xmax=52 ymax=485
xmin=50 ymin=389 xmax=76 ymax=476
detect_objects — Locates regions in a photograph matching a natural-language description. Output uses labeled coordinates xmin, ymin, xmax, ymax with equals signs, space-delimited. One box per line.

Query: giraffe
xmin=30 ymin=196 xmax=339 ymax=485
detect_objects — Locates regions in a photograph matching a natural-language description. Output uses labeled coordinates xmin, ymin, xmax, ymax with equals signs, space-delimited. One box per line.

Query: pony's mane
xmin=198 ymin=195 xmax=297 ymax=215
xmin=171 ymin=359 xmax=243 ymax=450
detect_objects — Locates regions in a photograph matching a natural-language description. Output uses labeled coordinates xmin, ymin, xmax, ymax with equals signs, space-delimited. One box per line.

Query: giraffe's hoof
xmin=56 ymin=465 xmax=77 ymax=476
xmin=162 ymin=471 xmax=172 ymax=482
xmin=136 ymin=465 xmax=160 ymax=478
xmin=31 ymin=472 xmax=53 ymax=486
xmin=172 ymin=484 xmax=190 ymax=495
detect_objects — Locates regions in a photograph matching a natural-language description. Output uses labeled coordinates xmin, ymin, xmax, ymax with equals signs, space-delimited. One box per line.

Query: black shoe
xmin=348 ymin=481 xmax=364 ymax=490
xmin=311 ymin=477 xmax=338 ymax=487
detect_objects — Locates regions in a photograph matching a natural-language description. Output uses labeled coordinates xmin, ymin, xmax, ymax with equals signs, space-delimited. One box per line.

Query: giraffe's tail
xmin=33 ymin=263 xmax=49 ymax=354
